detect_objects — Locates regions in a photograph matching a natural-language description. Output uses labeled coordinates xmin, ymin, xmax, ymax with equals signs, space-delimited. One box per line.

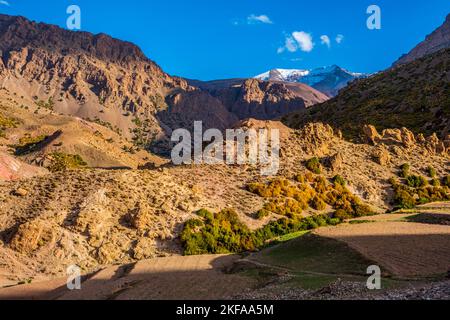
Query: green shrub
xmin=0 ymin=115 xmax=20 ymax=137
xmin=406 ymin=175 xmax=428 ymax=188
xmin=334 ymin=209 xmax=351 ymax=221
xmin=393 ymin=188 xmax=416 ymax=209
xmin=443 ymin=175 xmax=450 ymax=188
xmin=388 ymin=177 xmax=399 ymax=186
xmin=47 ymin=152 xmax=88 ymax=172
xmin=333 ymin=175 xmax=346 ymax=186
xmin=431 ymin=179 xmax=441 ymax=187
xmin=305 ymin=157 xmax=322 ymax=174
xmin=180 ymin=209 xmax=258 ymax=255
xmin=181 ymin=208 xmax=347 ymax=255
xmin=427 ymin=166 xmax=437 ymax=178
xmin=14 ymin=134 xmax=47 ymax=155
xmin=255 ymin=209 xmax=270 ymax=220
xmin=399 ymin=163 xmax=410 ymax=178
xmin=328 ymin=218 xmax=341 ymax=226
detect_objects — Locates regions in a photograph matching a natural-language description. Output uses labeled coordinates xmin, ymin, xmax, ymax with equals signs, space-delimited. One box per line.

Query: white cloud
xmin=0 ymin=0 xmax=10 ymax=6
xmin=336 ymin=34 xmax=344 ymax=44
xmin=277 ymin=47 xmax=285 ymax=54
xmin=277 ymin=31 xmax=314 ymax=54
xmin=277 ymin=36 xmax=297 ymax=54
xmin=247 ymin=14 xmax=273 ymax=25
xmin=292 ymin=31 xmax=314 ymax=52
xmin=285 ymin=37 xmax=298 ymax=52
xmin=320 ymin=35 xmax=331 ymax=48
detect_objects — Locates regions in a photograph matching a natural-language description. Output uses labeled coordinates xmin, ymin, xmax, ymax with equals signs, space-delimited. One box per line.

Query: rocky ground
xmin=232 ymin=278 xmax=450 ymax=300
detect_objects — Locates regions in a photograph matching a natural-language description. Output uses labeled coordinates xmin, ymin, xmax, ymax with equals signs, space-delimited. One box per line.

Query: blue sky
xmin=0 ymin=0 xmax=449 ymax=80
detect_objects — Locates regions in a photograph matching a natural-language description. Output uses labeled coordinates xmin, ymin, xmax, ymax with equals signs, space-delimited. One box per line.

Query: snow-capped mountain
xmin=255 ymin=65 xmax=367 ymax=97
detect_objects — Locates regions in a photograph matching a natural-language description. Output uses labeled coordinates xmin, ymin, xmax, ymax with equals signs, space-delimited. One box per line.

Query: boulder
xmin=13 ymin=188 xmax=28 ymax=197
xmin=400 ymin=127 xmax=416 ymax=148
xmin=372 ymin=146 xmax=391 ymax=166
xmin=74 ymin=189 xmax=111 ymax=245
xmin=298 ymin=123 xmax=335 ymax=155
xmin=363 ymin=125 xmax=381 ymax=145
xmin=327 ymin=152 xmax=344 ymax=172
xmin=10 ymin=219 xmax=56 ymax=254
xmin=125 ymin=202 xmax=157 ymax=233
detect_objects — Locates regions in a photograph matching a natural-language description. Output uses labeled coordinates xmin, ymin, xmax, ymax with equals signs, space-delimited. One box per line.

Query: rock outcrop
xmin=297 ymin=123 xmax=336 ymax=156
xmin=372 ymin=146 xmax=392 ymax=166
xmin=363 ymin=125 xmax=448 ymax=155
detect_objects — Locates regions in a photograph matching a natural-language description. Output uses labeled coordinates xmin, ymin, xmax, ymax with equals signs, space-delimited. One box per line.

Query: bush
xmin=47 ymin=152 xmax=87 ymax=172
xmin=255 ymin=209 xmax=270 ymax=220
xmin=427 ymin=166 xmax=437 ymax=178
xmin=180 ymin=209 xmax=257 ymax=255
xmin=333 ymin=175 xmax=346 ymax=186
xmin=14 ymin=134 xmax=47 ymax=155
xmin=399 ymin=163 xmax=410 ymax=178
xmin=393 ymin=189 xmax=416 ymax=209
xmin=182 ymin=208 xmax=347 ymax=255
xmin=0 ymin=115 xmax=20 ymax=137
xmin=431 ymin=179 xmax=441 ymax=187
xmin=334 ymin=209 xmax=351 ymax=220
xmin=305 ymin=157 xmax=322 ymax=174
xmin=389 ymin=177 xmax=399 ymax=186
xmin=310 ymin=196 xmax=326 ymax=211
xmin=443 ymin=175 xmax=450 ymax=188
xmin=406 ymin=175 xmax=428 ymax=188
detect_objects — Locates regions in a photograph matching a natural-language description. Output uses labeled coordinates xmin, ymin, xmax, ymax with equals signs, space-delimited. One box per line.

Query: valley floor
xmin=1 ymin=204 xmax=449 ymax=300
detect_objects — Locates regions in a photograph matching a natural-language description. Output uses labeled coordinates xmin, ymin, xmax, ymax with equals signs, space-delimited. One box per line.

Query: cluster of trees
xmin=390 ymin=164 xmax=450 ymax=209
xmin=181 ymin=173 xmax=376 ymax=255
xmin=181 ymin=209 xmax=342 ymax=255
xmin=248 ymin=175 xmax=372 ymax=219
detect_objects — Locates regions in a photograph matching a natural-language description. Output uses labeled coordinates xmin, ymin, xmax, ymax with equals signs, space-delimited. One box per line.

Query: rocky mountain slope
xmin=0 ymin=87 xmax=159 ymax=171
xmin=283 ymin=47 xmax=450 ymax=141
xmin=189 ymin=78 xmax=328 ymax=120
xmin=395 ymin=13 xmax=450 ymax=66
xmin=0 ymin=14 xmax=325 ymax=155
xmin=255 ymin=65 xmax=367 ymax=97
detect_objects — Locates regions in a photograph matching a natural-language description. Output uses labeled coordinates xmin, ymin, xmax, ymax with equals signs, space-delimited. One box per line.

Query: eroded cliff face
xmin=192 ymin=78 xmax=328 ymax=120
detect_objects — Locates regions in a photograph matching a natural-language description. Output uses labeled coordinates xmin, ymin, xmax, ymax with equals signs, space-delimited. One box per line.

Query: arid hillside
xmin=0 ymin=119 xmax=448 ymax=286
xmin=0 ymin=88 xmax=160 ymax=170
xmin=283 ymin=48 xmax=450 ymax=141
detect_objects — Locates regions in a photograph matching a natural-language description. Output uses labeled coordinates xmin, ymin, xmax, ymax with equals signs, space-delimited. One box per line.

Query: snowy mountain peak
xmin=255 ymin=65 xmax=367 ymax=97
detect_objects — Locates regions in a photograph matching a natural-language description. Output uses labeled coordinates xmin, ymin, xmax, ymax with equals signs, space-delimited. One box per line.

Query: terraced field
xmin=316 ymin=207 xmax=450 ymax=278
